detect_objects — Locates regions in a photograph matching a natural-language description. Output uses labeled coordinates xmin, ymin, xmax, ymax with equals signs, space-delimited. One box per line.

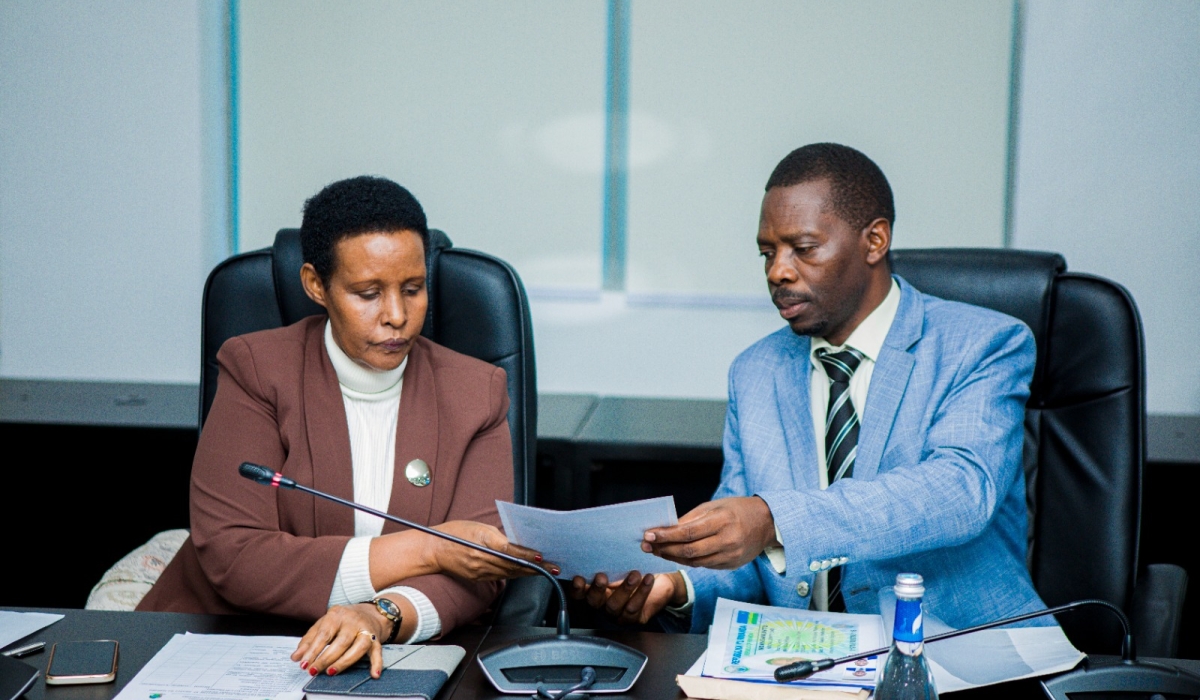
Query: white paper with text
xmin=112 ymin=633 xmax=309 ymax=700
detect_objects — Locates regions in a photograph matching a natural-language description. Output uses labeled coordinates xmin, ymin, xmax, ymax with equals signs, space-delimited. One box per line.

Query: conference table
xmin=6 ymin=607 xmax=1196 ymax=700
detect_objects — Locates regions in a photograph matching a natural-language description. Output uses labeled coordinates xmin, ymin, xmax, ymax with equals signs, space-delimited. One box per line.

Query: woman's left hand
xmin=291 ymin=603 xmax=388 ymax=678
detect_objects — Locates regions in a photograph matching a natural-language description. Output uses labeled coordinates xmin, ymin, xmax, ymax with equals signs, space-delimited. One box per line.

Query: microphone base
xmin=1041 ymin=657 xmax=1200 ymax=699
xmin=476 ymin=633 xmax=648 ymax=694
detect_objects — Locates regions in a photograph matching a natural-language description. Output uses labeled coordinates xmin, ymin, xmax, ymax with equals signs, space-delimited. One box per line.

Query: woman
xmin=139 ymin=176 xmax=553 ymax=678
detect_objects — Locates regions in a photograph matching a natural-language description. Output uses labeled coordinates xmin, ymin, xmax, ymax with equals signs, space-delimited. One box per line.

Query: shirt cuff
xmin=663 ymin=570 xmax=696 ymax=617
xmin=328 ymin=536 xmax=377 ymax=608
xmin=379 ymin=586 xmax=442 ymax=643
xmin=764 ymin=524 xmax=786 ymax=574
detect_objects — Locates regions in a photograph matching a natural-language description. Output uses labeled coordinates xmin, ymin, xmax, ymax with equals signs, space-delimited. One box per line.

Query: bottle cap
xmin=894 ymin=572 xmax=925 ymax=599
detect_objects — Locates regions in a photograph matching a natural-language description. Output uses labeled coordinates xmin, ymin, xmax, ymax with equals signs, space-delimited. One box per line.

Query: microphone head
xmin=239 ymin=462 xmax=277 ymax=485
xmin=774 ymin=661 xmax=817 ymax=682
xmin=774 ymin=658 xmax=835 ymax=682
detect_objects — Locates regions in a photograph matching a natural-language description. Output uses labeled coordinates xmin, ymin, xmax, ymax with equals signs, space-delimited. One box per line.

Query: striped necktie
xmin=816 ymin=347 xmax=864 ymax=612
xmin=818 ymin=347 xmax=865 ymax=484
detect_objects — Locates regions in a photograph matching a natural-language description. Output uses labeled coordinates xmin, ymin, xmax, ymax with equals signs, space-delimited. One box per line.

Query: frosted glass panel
xmin=238 ymin=0 xmax=607 ymax=289
xmin=0 ymin=0 xmax=215 ymax=383
xmin=626 ymin=0 xmax=1015 ymax=295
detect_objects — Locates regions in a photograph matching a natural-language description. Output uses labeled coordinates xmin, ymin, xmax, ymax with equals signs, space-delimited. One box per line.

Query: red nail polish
xmin=534 ymin=555 xmax=543 ymax=562
xmin=551 ymin=567 xmax=561 ymax=575
xmin=328 ymin=668 xmax=337 ymax=676
xmin=309 ymin=668 xmax=317 ymax=676
xmin=300 ymin=661 xmax=308 ymax=670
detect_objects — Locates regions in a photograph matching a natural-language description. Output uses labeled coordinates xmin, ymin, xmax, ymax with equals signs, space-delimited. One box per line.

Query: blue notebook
xmin=303 ymin=645 xmax=465 ymax=700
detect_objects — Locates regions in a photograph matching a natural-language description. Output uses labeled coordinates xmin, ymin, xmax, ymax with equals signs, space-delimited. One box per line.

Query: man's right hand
xmin=569 ymin=570 xmax=687 ymax=625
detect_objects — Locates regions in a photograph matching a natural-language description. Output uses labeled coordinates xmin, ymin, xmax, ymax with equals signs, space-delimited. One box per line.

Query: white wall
xmin=0 ymin=0 xmax=226 ymax=384
xmin=1012 ymin=0 xmax=1200 ymax=415
xmin=2 ymin=1 xmax=1197 ymax=414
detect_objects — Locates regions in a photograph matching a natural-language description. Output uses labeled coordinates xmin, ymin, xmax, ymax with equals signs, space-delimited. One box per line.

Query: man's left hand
xmin=642 ymin=496 xmax=778 ymax=569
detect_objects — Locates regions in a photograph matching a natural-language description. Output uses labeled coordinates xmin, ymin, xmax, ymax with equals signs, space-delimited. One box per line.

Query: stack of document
xmin=678 ymin=653 xmax=869 ymax=700
xmin=676 ymin=597 xmax=1086 ymax=699
xmin=679 ymin=599 xmax=881 ymax=699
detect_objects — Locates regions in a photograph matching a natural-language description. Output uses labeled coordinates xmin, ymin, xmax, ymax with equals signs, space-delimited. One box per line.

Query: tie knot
xmin=817 ymin=348 xmax=864 ymax=383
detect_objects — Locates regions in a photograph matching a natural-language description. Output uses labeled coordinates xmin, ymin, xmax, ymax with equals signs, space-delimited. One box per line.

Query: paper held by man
xmin=676 ymin=598 xmax=1085 ymax=699
xmin=497 ymin=496 xmax=683 ymax=580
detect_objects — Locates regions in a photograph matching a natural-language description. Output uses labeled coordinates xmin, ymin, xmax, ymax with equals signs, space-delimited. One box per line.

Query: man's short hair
xmin=300 ymin=175 xmax=429 ymax=283
xmin=765 ymin=143 xmax=895 ymax=232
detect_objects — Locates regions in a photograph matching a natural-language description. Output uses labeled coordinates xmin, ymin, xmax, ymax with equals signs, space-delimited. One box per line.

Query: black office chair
xmin=891 ymin=248 xmax=1187 ymax=657
xmin=200 ymin=228 xmax=550 ymax=623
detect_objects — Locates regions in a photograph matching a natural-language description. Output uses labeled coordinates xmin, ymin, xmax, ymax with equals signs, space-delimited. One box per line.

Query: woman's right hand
xmin=429 ymin=521 xmax=558 ymax=580
xmin=292 ymin=603 xmax=389 ymax=678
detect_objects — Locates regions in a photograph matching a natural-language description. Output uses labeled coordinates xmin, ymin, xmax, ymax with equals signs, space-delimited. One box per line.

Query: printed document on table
xmin=0 ymin=610 xmax=63 ymax=650
xmin=681 ymin=651 xmax=871 ymax=696
xmin=497 ymin=497 xmax=681 ymax=580
xmin=113 ymin=633 xmax=309 ymax=700
xmin=704 ymin=598 xmax=885 ymax=688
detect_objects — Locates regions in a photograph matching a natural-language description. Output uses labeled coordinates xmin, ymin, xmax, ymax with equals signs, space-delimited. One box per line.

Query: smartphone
xmin=45 ymin=640 xmax=119 ymax=685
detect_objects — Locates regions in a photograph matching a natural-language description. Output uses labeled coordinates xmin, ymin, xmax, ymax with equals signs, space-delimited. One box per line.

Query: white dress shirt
xmin=804 ymin=278 xmax=900 ymax=610
xmin=323 ymin=322 xmax=441 ymax=643
xmin=672 ymin=279 xmax=901 ymax=615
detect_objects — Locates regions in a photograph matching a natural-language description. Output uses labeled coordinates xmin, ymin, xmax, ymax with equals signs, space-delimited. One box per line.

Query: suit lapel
xmin=775 ymin=333 xmax=819 ymax=490
xmin=855 ymin=277 xmax=923 ymax=481
xmin=382 ymin=338 xmax=441 ymax=532
xmin=303 ymin=320 xmax=356 ymax=536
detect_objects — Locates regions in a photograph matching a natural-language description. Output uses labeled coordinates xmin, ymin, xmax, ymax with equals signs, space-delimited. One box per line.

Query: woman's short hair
xmin=300 ymin=175 xmax=429 ymax=283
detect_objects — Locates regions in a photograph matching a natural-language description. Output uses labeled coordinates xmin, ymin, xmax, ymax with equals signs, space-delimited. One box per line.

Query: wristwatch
xmin=371 ymin=597 xmax=403 ymax=644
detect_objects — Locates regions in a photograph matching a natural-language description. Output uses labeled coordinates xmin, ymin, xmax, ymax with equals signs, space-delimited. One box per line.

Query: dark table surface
xmin=6 ymin=608 xmax=1200 ymax=700
xmin=2 ymin=608 xmax=489 ymax=700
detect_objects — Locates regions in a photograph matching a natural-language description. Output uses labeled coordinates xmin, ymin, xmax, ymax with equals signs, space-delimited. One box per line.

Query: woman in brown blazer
xmin=139 ymin=176 xmax=551 ymax=678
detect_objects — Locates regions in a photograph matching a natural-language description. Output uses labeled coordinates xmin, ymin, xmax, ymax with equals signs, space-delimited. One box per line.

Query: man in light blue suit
xmin=572 ymin=143 xmax=1047 ymax=632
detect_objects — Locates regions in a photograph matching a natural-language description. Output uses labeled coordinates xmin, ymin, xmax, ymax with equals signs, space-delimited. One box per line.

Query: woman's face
xmin=301 ymin=229 xmax=427 ymax=371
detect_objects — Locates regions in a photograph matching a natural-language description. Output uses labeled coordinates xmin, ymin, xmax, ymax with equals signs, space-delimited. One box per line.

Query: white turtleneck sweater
xmin=324 ymin=322 xmax=440 ymax=643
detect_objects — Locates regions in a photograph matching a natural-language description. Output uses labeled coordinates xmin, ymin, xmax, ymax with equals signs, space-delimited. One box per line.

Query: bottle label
xmin=893 ymin=598 xmax=924 ymax=643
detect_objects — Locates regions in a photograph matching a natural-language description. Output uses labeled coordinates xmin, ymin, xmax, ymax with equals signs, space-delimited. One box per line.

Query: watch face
xmin=376 ymin=598 xmax=400 ymax=619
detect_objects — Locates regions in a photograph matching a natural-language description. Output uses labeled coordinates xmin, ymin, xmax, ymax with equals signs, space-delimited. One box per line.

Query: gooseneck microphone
xmin=773 ymin=598 xmax=1200 ymax=700
xmin=238 ymin=463 xmax=647 ymax=696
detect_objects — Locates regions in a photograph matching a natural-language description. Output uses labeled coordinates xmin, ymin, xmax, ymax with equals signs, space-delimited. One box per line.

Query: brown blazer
xmin=139 ymin=316 xmax=513 ymax=632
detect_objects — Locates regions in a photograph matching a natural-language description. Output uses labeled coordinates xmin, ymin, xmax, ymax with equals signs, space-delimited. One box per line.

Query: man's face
xmin=757 ymin=179 xmax=876 ymax=341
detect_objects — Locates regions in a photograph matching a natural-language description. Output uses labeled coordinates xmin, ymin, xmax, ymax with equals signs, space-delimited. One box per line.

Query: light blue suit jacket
xmin=687 ymin=276 xmax=1048 ymax=633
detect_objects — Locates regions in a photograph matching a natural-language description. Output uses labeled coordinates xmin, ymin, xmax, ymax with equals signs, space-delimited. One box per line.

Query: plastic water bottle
xmin=876 ymin=573 xmax=938 ymax=700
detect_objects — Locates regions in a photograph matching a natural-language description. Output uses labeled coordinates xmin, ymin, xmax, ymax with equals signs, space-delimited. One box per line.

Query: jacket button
xmin=796 ymin=581 xmax=810 ymax=597
xmin=809 ymin=561 xmax=821 ymax=572
xmin=820 ymin=559 xmax=832 ymax=570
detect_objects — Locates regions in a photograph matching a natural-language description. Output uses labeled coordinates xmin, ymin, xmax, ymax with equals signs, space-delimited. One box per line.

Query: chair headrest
xmin=891 ymin=248 xmax=1066 ymax=353
xmin=272 ymin=229 xmax=325 ymax=325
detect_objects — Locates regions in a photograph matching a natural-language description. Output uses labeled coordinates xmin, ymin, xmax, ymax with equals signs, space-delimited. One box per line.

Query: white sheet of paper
xmin=924 ymin=627 xmax=1084 ymax=693
xmin=113 ymin=633 xmax=309 ymax=700
xmin=0 ymin=610 xmax=63 ymax=650
xmin=497 ymin=497 xmax=681 ymax=580
xmin=878 ymin=589 xmax=1085 ymax=693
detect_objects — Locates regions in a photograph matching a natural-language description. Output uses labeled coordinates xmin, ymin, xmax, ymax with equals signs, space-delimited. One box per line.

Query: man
xmin=572 ymin=143 xmax=1047 ymax=632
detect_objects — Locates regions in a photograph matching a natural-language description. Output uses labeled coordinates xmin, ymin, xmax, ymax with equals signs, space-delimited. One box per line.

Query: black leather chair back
xmin=892 ymin=249 xmax=1144 ymax=653
xmin=200 ymin=229 xmax=538 ymax=505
